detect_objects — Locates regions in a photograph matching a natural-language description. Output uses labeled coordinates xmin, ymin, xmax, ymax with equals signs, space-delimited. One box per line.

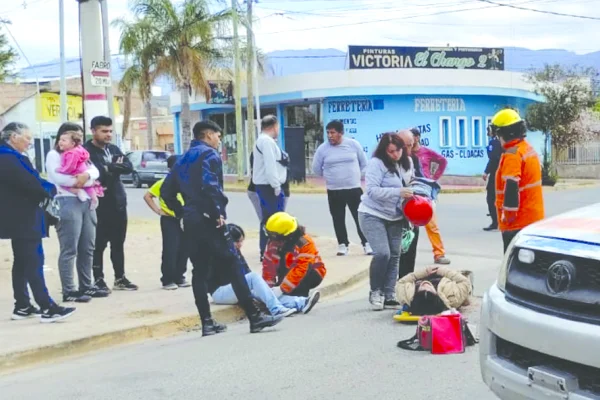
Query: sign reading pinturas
xmin=90 ymin=61 xmax=111 ymax=87
xmin=348 ymin=46 xmax=504 ymax=70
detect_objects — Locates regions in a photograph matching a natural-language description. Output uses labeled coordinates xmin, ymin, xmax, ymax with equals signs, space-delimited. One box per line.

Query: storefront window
xmin=209 ymin=112 xmax=238 ymax=175
xmin=283 ymin=103 xmax=323 ymax=178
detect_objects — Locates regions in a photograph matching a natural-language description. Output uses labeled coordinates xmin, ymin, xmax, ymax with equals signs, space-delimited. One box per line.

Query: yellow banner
xmin=36 ymin=92 xmax=120 ymax=123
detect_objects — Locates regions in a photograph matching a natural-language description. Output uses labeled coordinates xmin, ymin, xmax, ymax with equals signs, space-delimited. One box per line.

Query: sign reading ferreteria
xmin=348 ymin=45 xmax=504 ymax=70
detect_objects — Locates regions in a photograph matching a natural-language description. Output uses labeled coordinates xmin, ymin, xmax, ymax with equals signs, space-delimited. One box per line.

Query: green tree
xmin=131 ymin=0 xmax=232 ymax=151
xmin=0 ymin=29 xmax=17 ymax=82
xmin=525 ymin=64 xmax=600 ymax=172
xmin=113 ymin=17 xmax=162 ymax=148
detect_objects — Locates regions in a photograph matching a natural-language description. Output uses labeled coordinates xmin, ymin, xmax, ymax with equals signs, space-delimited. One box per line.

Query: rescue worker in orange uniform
xmin=262 ymin=212 xmax=327 ymax=297
xmin=491 ymin=108 xmax=545 ymax=253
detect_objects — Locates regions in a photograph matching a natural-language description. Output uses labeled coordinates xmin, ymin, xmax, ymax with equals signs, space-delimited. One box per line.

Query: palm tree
xmin=113 ymin=17 xmax=161 ymax=149
xmin=131 ymin=0 xmax=232 ymax=151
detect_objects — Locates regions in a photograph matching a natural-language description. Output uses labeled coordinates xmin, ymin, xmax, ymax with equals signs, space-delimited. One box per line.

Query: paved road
xmin=127 ymin=186 xmax=600 ymax=260
xmin=0 ymin=284 xmax=494 ymax=400
xmin=1 ymin=186 xmax=596 ymax=399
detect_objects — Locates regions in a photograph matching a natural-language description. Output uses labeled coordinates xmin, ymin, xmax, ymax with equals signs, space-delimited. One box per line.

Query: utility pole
xmin=100 ymin=0 xmax=116 ymax=143
xmin=59 ymin=0 xmax=67 ymax=123
xmin=232 ymin=0 xmax=244 ymax=181
xmin=77 ymin=0 xmax=109 ymax=139
xmin=246 ymin=0 xmax=256 ymax=152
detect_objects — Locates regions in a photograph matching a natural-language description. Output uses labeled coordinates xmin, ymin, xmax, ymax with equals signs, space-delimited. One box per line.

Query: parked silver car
xmin=120 ymin=150 xmax=171 ymax=188
xmin=480 ymin=203 xmax=600 ymax=400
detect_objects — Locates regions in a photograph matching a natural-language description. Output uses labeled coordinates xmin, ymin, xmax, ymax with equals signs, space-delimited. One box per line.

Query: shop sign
xmin=348 ymin=45 xmax=504 ymax=70
xmin=208 ymin=81 xmax=234 ymax=104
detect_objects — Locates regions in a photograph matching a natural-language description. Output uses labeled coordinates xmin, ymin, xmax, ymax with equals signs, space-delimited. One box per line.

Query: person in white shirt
xmin=252 ymin=115 xmax=289 ymax=258
xmin=46 ymin=122 xmax=107 ymax=303
xmin=312 ymin=120 xmax=372 ymax=256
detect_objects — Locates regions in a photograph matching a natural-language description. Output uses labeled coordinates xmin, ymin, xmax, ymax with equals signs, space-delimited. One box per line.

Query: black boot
xmin=249 ymin=311 xmax=284 ymax=334
xmin=202 ymin=318 xmax=227 ymax=337
xmin=483 ymin=224 xmax=498 ymax=232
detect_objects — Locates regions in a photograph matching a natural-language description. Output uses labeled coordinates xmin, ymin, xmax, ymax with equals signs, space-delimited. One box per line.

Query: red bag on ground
xmin=430 ymin=314 xmax=465 ymax=354
xmin=397 ymin=313 xmax=476 ymax=354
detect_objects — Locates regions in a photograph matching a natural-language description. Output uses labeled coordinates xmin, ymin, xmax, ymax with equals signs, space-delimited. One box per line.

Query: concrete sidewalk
xmin=0 ymin=221 xmax=371 ymax=373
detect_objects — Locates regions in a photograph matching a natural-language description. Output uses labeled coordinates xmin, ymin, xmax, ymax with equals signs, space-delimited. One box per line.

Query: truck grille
xmin=527 ymin=251 xmax=600 ymax=289
xmin=496 ymin=337 xmax=600 ymax=396
xmin=505 ymin=248 xmax=600 ymax=324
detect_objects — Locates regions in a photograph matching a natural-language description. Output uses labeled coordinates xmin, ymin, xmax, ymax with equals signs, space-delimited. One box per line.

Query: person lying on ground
xmin=395 ymin=266 xmax=472 ymax=316
xmin=210 ymin=224 xmax=320 ymax=316
xmin=262 ymin=212 xmax=327 ymax=298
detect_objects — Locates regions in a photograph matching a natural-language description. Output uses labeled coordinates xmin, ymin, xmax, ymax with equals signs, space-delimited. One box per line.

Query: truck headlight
xmin=497 ymin=233 xmax=521 ymax=292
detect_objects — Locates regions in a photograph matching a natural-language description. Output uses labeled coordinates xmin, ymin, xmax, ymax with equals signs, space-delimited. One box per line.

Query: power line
xmin=259 ymin=2 xmax=512 ymax=35
xmin=475 ymin=0 xmax=600 ymax=20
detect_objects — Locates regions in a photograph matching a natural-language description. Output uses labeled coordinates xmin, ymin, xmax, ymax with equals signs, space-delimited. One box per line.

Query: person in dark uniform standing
xmin=483 ymin=125 xmax=502 ymax=231
xmin=161 ymin=120 xmax=283 ymax=336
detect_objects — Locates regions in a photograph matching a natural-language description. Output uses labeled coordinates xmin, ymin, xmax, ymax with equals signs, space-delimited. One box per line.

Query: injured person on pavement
xmin=209 ymin=223 xmax=320 ymax=317
xmin=395 ymin=266 xmax=473 ymax=316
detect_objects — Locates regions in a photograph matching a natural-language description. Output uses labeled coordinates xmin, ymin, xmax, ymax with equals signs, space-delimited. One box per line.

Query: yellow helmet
xmin=490 ymin=108 xmax=527 ymax=140
xmin=491 ymin=108 xmax=522 ymax=128
xmin=265 ymin=212 xmax=298 ymax=237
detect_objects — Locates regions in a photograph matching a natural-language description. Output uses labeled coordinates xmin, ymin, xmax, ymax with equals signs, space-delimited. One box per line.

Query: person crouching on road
xmin=143 ymin=155 xmax=190 ymax=290
xmin=161 ymin=120 xmax=283 ymax=337
xmin=396 ymin=266 xmax=472 ymax=316
xmin=262 ymin=212 xmax=326 ymax=301
xmin=358 ymin=133 xmax=414 ymax=311
xmin=211 ymin=224 xmax=320 ymax=316
xmin=490 ymin=108 xmax=544 ymax=253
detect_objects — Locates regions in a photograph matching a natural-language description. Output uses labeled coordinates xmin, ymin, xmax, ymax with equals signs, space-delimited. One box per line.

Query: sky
xmin=1 ymin=0 xmax=599 ymax=69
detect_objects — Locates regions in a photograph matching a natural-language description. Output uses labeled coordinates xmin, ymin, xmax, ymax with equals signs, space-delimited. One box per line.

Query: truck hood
xmin=522 ymin=202 xmax=600 ymax=246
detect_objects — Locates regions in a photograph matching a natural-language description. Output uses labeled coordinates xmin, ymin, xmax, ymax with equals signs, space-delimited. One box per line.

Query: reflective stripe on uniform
xmin=281 ymin=277 xmax=297 ymax=290
xmin=519 ymin=180 xmax=542 ymax=192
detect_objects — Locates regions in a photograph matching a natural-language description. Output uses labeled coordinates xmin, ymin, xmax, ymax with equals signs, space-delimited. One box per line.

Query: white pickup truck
xmin=480 ymin=203 xmax=600 ymax=400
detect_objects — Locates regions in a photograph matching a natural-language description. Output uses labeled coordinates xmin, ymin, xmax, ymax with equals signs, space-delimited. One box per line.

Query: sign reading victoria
xmin=348 ymin=46 xmax=504 ymax=70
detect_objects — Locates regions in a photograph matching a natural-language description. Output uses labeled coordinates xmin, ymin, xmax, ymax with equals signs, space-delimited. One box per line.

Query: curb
xmin=0 ymin=267 xmax=369 ymax=375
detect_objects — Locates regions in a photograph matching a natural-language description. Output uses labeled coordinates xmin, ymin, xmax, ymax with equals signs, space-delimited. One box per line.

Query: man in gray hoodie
xmin=312 ymin=120 xmax=372 ymax=256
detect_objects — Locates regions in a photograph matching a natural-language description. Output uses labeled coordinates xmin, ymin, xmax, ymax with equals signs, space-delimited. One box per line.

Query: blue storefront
xmin=170 ymin=46 xmax=544 ymax=178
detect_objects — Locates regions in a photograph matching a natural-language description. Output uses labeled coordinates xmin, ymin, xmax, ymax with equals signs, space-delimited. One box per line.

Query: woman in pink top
xmin=56 ymin=131 xmax=103 ymax=209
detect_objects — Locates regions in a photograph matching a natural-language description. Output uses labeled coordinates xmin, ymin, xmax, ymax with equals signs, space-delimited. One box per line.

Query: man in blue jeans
xmin=252 ymin=115 xmax=289 ymax=259
xmin=210 ymin=224 xmax=320 ymax=316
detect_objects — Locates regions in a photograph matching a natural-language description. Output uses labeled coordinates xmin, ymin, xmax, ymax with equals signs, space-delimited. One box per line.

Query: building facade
xmin=169 ymin=68 xmax=544 ymax=178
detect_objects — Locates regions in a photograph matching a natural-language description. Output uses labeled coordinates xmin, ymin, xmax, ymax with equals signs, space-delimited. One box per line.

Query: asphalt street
xmin=0 ymin=284 xmax=494 ymax=400
xmin=0 ymin=186 xmax=596 ymax=399
xmin=127 ymin=185 xmax=600 ymax=260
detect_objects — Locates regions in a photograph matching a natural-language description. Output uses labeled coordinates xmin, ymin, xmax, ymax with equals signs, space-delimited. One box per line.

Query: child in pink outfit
xmin=56 ymin=131 xmax=104 ymax=209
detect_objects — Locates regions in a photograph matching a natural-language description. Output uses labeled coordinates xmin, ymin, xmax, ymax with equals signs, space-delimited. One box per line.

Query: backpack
xmin=397 ymin=313 xmax=478 ymax=355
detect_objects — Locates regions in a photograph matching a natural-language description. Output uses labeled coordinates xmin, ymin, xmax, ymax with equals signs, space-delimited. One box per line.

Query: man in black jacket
xmin=84 ymin=116 xmax=138 ymax=292
xmin=161 ymin=120 xmax=283 ymax=336
xmin=483 ymin=125 xmax=503 ymax=231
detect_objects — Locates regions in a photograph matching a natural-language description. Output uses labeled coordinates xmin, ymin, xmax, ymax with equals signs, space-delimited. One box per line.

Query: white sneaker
xmin=336 ymin=244 xmax=349 ymax=256
xmin=369 ymin=290 xmax=384 ymax=311
xmin=363 ymin=243 xmax=374 ymax=255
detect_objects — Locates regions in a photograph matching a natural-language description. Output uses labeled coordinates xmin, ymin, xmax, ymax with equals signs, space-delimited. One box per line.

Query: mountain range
xmin=263 ymin=47 xmax=600 ymax=77
xmin=16 ymin=46 xmax=600 ymax=95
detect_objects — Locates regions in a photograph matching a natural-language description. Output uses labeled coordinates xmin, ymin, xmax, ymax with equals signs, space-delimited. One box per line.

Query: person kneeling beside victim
xmin=210 ymin=224 xmax=320 ymax=316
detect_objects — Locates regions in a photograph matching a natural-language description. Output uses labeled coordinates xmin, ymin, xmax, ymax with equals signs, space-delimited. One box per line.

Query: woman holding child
xmin=46 ymin=122 xmax=109 ymax=303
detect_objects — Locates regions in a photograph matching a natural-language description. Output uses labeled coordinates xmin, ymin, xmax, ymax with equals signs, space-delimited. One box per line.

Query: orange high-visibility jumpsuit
xmin=262 ymin=234 xmax=327 ymax=297
xmin=495 ymin=139 xmax=544 ymax=250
